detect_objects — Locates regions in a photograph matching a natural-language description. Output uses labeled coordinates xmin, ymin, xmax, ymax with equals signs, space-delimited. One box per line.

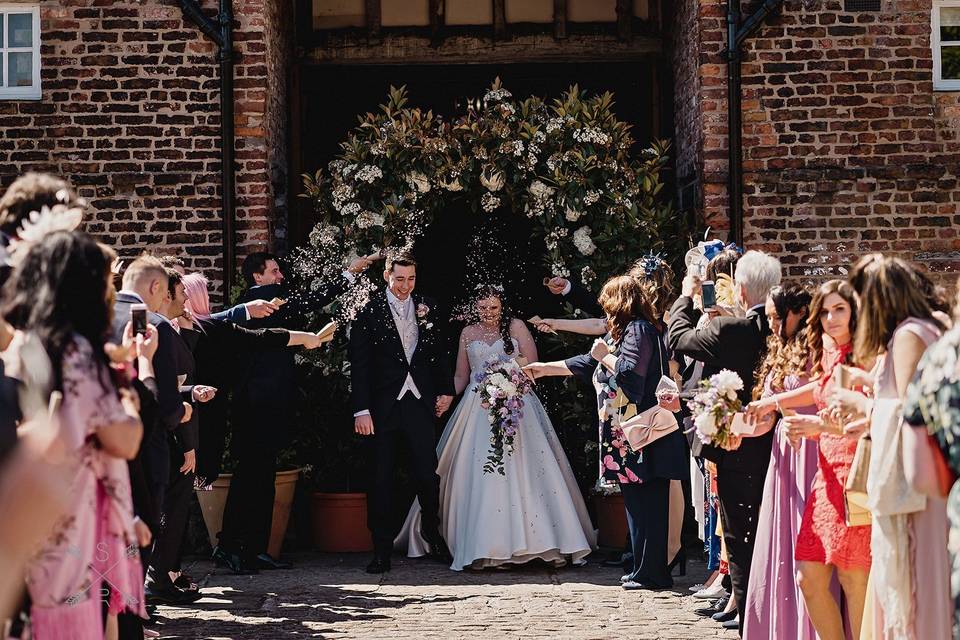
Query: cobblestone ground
xmin=154 ymin=553 xmax=739 ymax=639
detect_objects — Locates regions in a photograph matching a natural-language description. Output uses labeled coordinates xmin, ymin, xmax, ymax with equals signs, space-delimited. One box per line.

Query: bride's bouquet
xmin=687 ymin=369 xmax=744 ymax=448
xmin=474 ymin=355 xmax=534 ymax=475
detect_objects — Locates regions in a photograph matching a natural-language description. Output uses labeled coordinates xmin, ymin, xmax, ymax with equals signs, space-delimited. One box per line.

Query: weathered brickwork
xmin=673 ymin=0 xmax=960 ymax=281
xmin=0 ymin=0 xmax=288 ymax=298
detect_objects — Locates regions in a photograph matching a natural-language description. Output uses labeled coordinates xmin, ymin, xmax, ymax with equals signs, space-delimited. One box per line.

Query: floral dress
xmin=565 ymin=320 xmax=686 ymax=486
xmin=21 ymin=335 xmax=146 ymax=640
xmin=903 ymin=324 xmax=960 ymax=638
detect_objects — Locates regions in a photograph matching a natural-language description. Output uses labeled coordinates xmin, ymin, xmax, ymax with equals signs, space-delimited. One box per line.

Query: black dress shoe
xmin=694 ymin=596 xmax=729 ymax=617
xmin=366 ymin=556 xmax=391 ymax=574
xmin=212 ymin=546 xmax=259 ymax=575
xmin=256 ymin=553 xmax=293 ymax=570
xmin=712 ymin=609 xmax=737 ymax=623
xmin=721 ymin=615 xmax=740 ymax=630
xmin=145 ymin=583 xmax=203 ymax=606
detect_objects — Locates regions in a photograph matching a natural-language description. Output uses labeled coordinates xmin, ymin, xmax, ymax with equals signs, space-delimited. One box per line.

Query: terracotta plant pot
xmin=593 ymin=492 xmax=628 ymax=549
xmin=196 ymin=468 xmax=301 ymax=557
xmin=310 ymin=492 xmax=374 ymax=552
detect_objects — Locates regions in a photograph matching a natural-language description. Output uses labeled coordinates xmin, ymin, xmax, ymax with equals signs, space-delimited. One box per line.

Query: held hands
xmin=354 ymin=414 xmax=375 ymax=436
xmin=192 ymin=385 xmax=217 ymax=403
xmin=180 ymin=449 xmax=196 ymax=475
xmin=246 ymin=299 xmax=279 ymax=319
xmin=590 ymin=339 xmax=610 ymax=361
xmin=435 ymin=395 xmax=453 ymax=417
xmin=545 ymin=277 xmax=569 ymax=296
xmin=782 ymin=414 xmax=823 ymax=442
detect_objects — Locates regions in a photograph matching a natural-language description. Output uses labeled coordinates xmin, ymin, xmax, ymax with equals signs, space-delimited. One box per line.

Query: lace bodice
xmin=466 ymin=337 xmax=520 ymax=375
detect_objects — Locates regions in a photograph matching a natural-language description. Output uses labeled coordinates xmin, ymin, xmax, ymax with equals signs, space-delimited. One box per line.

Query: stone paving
xmin=154 ymin=553 xmax=739 ymax=639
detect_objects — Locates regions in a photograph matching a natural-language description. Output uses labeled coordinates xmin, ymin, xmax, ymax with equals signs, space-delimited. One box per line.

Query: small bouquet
xmin=474 ymin=355 xmax=534 ymax=475
xmin=687 ymin=369 xmax=744 ymax=448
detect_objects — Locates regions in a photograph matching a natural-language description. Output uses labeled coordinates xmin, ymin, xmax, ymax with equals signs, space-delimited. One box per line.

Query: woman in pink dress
xmin=847 ymin=255 xmax=951 ymax=640
xmin=2 ymin=231 xmax=146 ymax=639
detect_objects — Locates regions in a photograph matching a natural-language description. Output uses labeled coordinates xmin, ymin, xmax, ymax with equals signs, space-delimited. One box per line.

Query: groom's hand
xmin=435 ymin=395 xmax=453 ymax=417
xmin=354 ymin=415 xmax=375 ymax=436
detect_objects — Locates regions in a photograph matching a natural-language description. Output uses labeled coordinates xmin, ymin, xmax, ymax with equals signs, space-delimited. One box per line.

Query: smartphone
xmin=130 ymin=303 xmax=148 ymax=336
xmin=701 ymin=280 xmax=717 ymax=310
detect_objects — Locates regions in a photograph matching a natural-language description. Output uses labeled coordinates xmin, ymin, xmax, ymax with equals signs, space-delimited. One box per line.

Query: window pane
xmin=943 ymin=46 xmax=960 ymax=80
xmin=8 ymin=13 xmax=32 ymax=47
xmin=8 ymin=52 xmax=32 ymax=87
xmin=943 ymin=7 xmax=960 ymax=43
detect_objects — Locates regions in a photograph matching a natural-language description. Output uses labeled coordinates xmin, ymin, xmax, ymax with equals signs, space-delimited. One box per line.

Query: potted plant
xmin=195 ymin=431 xmax=302 ymax=558
xmin=293 ymin=340 xmax=374 ymax=553
xmin=592 ymin=483 xmax=627 ymax=550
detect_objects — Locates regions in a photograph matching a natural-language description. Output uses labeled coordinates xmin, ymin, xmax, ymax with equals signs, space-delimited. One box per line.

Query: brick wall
xmin=0 ymin=0 xmax=289 ymax=299
xmin=673 ymin=0 xmax=960 ymax=282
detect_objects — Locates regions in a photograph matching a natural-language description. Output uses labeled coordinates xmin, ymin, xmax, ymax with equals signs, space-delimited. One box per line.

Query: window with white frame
xmin=934 ymin=0 xmax=960 ymax=90
xmin=0 ymin=5 xmax=40 ymax=99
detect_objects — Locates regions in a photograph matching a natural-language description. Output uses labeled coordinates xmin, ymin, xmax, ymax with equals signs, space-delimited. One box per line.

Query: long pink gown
xmin=22 ymin=335 xmax=146 ymax=640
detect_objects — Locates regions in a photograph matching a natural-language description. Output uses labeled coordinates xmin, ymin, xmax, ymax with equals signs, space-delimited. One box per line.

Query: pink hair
xmin=181 ymin=272 xmax=212 ymax=319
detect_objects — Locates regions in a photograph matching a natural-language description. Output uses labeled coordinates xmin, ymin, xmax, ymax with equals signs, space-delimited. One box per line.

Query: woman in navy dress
xmin=525 ymin=275 xmax=687 ymax=589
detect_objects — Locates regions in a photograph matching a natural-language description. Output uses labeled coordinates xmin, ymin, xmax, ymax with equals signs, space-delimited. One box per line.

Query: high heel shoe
xmin=667 ymin=549 xmax=686 ymax=577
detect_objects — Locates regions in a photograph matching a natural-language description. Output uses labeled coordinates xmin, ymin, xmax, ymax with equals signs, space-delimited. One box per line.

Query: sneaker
xmin=687 ymin=583 xmax=705 ymax=592
xmin=693 ymin=582 xmax=728 ymax=599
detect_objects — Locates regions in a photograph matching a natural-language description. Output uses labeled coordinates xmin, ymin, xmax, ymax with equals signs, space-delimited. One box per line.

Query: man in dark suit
xmin=111 ymin=256 xmax=193 ymax=601
xmin=214 ymin=251 xmax=371 ymax=573
xmin=349 ymin=251 xmax=455 ymax=574
xmin=544 ymin=275 xmax=603 ymax=316
xmin=145 ymin=267 xmax=210 ymax=603
xmin=667 ymin=250 xmax=781 ymax=636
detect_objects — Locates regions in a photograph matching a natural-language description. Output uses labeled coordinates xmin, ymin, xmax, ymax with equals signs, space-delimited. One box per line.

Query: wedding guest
xmin=848 ymin=255 xmax=949 ymax=639
xmin=2 ymin=231 xmax=146 ymax=639
xmin=747 ymin=281 xmax=869 ymax=639
xmin=179 ymin=272 xmax=327 ymax=574
xmin=0 ymin=173 xmax=82 ymax=288
xmin=739 ymin=284 xmax=817 ymax=640
xmin=902 ymin=278 xmax=960 ymax=636
xmin=525 ymin=275 xmax=687 ymax=590
xmin=215 ymin=251 xmax=371 ymax=572
xmin=668 ymin=250 xmax=781 ymax=635
xmin=144 ymin=267 xmax=207 ymax=605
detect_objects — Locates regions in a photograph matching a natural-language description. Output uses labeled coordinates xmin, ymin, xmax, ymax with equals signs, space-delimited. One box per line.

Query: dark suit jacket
xmin=667 ymin=296 xmax=773 ymax=474
xmin=169 ymin=326 xmax=199 ymax=453
xmin=349 ymin=291 xmax=455 ymax=425
xmin=111 ymin=292 xmax=186 ymax=431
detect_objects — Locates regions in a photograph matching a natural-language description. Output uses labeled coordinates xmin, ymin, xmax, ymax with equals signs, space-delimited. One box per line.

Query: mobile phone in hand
xmin=701 ymin=280 xmax=717 ymax=310
xmin=130 ymin=303 xmax=148 ymax=336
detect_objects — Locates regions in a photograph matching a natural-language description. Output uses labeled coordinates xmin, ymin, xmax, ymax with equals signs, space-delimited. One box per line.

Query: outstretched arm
xmin=535 ymin=317 xmax=607 ymax=336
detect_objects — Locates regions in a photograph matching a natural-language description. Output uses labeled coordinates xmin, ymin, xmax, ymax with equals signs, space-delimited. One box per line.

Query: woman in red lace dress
xmin=747 ymin=280 xmax=869 ymax=640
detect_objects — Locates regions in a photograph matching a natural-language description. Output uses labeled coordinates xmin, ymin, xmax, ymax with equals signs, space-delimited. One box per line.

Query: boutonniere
xmin=416 ymin=303 xmax=433 ymax=329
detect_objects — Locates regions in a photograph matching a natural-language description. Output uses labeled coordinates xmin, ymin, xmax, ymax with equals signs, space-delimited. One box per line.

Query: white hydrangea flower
xmin=712 ymin=370 xmax=744 ymax=396
xmin=528 ymin=180 xmax=554 ymax=200
xmin=573 ymin=226 xmax=596 ymax=256
xmin=583 ymin=190 xmax=601 ymax=207
xmin=695 ymin=411 xmax=718 ymax=437
xmin=355 ymin=165 xmax=383 ymax=184
xmin=481 ymin=192 xmax=501 ymax=213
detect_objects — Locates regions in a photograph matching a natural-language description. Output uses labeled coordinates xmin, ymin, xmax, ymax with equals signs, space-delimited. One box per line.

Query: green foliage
xmin=293 ymin=79 xmax=686 ymax=491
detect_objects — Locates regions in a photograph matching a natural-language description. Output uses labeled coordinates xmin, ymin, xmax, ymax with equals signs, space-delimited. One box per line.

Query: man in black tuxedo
xmin=667 ymin=250 xmax=781 ymax=636
xmin=350 ymin=251 xmax=455 ymax=574
xmin=215 ymin=251 xmax=372 ymax=573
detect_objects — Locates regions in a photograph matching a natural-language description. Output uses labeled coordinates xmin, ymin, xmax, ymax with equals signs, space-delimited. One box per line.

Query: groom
xmin=349 ymin=251 xmax=455 ymax=573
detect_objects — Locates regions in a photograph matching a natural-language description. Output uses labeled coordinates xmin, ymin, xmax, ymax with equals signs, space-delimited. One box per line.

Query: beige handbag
xmin=618 ymin=335 xmax=679 ymax=453
xmin=844 ymin=434 xmax=872 ymax=527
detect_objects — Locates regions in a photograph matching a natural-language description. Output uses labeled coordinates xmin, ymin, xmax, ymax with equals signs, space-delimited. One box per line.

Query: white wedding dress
xmin=396 ymin=337 xmax=596 ymax=571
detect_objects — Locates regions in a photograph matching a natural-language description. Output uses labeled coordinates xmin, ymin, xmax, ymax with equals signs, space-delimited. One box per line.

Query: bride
xmin=396 ymin=286 xmax=596 ymax=571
